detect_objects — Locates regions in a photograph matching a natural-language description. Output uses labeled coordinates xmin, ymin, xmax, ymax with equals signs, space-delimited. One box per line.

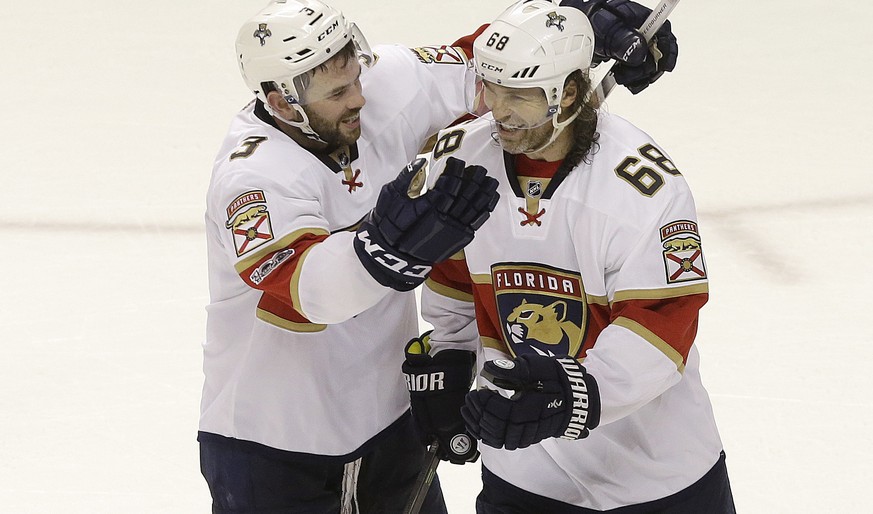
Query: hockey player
xmin=201 ymin=0 xmax=680 ymax=511
xmin=403 ymin=1 xmax=736 ymax=512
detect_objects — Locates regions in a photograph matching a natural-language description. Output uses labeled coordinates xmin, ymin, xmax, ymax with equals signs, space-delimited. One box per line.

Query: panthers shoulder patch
xmin=660 ymin=220 xmax=707 ymax=283
xmin=225 ymin=190 xmax=274 ymax=257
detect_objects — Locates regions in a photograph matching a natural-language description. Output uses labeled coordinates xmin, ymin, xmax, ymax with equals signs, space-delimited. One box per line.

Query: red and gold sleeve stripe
xmin=424 ymin=252 xmax=473 ymax=302
xmin=470 ymin=273 xmax=506 ymax=352
xmin=610 ymin=283 xmax=710 ymax=371
xmin=235 ymin=228 xmax=330 ymax=331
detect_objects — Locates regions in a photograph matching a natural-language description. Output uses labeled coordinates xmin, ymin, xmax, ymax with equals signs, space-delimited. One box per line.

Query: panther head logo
xmin=505 ymin=299 xmax=581 ymax=352
xmin=253 ymin=23 xmax=272 ymax=46
xmin=546 ymin=12 xmax=566 ymax=32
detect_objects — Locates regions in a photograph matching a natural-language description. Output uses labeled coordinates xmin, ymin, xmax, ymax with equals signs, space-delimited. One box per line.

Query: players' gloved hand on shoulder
xmin=561 ymin=0 xmax=678 ymax=94
xmin=403 ymin=331 xmax=479 ymax=464
xmin=461 ymin=354 xmax=601 ymax=451
xmin=354 ymin=157 xmax=499 ymax=291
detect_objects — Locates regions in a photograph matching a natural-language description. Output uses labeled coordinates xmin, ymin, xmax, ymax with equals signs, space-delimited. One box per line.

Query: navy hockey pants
xmin=475 ymin=450 xmax=735 ymax=513
xmin=199 ymin=414 xmax=447 ymax=513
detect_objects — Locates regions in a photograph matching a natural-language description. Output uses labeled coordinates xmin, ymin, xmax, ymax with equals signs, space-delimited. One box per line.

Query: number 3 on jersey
xmin=615 ymin=143 xmax=680 ymax=197
xmin=230 ymin=136 xmax=268 ymax=161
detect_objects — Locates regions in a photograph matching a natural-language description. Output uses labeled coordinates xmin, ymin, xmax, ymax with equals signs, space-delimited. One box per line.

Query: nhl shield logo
xmin=546 ymin=12 xmax=566 ymax=32
xmin=253 ymin=23 xmax=272 ymax=46
xmin=518 ymin=179 xmax=547 ymax=227
xmin=492 ymin=264 xmax=587 ymax=358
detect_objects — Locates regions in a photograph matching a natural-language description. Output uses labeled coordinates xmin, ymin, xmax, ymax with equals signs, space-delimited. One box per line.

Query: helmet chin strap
xmin=522 ymin=105 xmax=581 ymax=155
xmin=264 ymin=100 xmax=329 ymax=145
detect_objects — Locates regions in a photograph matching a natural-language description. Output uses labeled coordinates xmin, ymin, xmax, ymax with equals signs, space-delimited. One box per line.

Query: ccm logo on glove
xmin=354 ymin=229 xmax=431 ymax=279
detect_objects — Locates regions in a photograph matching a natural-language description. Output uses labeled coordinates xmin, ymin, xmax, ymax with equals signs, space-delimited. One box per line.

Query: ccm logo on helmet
xmin=318 ymin=20 xmax=340 ymax=41
xmin=480 ymin=62 xmax=504 ymax=73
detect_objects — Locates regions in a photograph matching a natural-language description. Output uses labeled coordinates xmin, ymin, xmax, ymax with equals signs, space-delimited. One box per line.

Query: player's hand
xmin=461 ymin=354 xmax=600 ymax=451
xmin=403 ymin=332 xmax=479 ymax=464
xmin=354 ymin=157 xmax=499 ymax=291
xmin=562 ymin=0 xmax=678 ymax=94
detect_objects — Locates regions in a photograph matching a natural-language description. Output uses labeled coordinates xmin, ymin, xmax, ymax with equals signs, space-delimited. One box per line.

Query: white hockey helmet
xmin=236 ymin=0 xmax=373 ymax=106
xmin=472 ymin=0 xmax=594 ymax=123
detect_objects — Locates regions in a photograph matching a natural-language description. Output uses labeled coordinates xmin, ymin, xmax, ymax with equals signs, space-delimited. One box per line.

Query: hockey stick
xmin=403 ymin=440 xmax=441 ymax=514
xmin=592 ymin=0 xmax=682 ymax=102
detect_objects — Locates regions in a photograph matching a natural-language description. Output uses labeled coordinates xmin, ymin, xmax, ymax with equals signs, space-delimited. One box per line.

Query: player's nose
xmin=347 ymin=83 xmax=366 ymax=110
xmin=489 ymin=94 xmax=512 ymax=120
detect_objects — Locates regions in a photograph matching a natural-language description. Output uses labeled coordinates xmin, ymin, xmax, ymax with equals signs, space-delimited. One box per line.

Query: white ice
xmin=1 ymin=1 xmax=871 ymax=512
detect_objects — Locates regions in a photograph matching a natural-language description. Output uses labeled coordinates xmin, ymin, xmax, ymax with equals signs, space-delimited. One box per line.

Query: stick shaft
xmin=403 ymin=441 xmax=441 ymax=514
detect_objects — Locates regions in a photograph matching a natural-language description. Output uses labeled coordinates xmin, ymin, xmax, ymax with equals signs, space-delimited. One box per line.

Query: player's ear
xmin=266 ymin=91 xmax=303 ymax=122
xmin=560 ymin=81 xmax=578 ymax=110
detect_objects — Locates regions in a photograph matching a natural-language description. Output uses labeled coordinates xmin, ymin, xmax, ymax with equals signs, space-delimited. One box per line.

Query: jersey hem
xmin=197 ymin=411 xmax=412 ymax=464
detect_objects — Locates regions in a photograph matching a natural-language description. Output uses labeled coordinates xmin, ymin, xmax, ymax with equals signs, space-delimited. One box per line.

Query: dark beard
xmin=307 ymin=109 xmax=362 ymax=153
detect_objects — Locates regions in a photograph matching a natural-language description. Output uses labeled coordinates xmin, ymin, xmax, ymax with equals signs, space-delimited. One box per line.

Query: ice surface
xmin=1 ymin=1 xmax=871 ymax=512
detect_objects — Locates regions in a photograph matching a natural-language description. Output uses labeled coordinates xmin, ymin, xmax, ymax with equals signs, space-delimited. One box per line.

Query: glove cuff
xmin=354 ymin=214 xmax=431 ymax=292
xmin=444 ymin=433 xmax=479 ymax=463
xmin=555 ymin=357 xmax=601 ymax=440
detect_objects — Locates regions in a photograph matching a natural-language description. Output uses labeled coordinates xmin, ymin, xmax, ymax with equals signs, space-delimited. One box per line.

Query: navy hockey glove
xmin=562 ymin=0 xmax=678 ymax=94
xmin=354 ymin=157 xmax=499 ymax=291
xmin=461 ymin=354 xmax=600 ymax=451
xmin=403 ymin=332 xmax=479 ymax=464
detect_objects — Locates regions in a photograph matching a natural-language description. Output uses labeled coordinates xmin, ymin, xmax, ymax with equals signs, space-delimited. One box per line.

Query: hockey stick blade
xmin=592 ymin=0 xmax=682 ymax=102
xmin=403 ymin=441 xmax=441 ymax=514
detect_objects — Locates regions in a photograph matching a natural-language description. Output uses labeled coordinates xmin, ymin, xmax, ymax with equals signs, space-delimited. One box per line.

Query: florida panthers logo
xmin=506 ymin=299 xmax=582 ymax=357
xmin=546 ymin=12 xmax=566 ymax=32
xmin=253 ymin=23 xmax=272 ymax=46
xmin=493 ymin=264 xmax=587 ymax=358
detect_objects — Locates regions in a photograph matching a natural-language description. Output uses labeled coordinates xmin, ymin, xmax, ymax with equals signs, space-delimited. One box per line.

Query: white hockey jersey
xmin=422 ymin=112 xmax=725 ymax=509
xmin=200 ymin=43 xmax=473 ymax=457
